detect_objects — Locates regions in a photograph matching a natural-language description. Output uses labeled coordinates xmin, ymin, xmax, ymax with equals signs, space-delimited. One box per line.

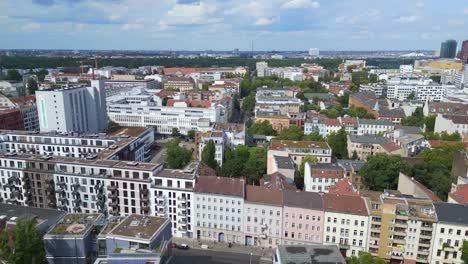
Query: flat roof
xmin=276 ymin=245 xmax=346 ymax=264
xmin=270 ymin=140 xmax=330 ymax=150
xmin=108 ymin=215 xmax=168 ymax=241
xmin=109 ymin=127 xmax=149 ymax=138
xmin=47 ymin=214 xmax=102 ymax=237
xmin=0 ymin=203 xmax=65 ymax=232
xmin=434 ymin=202 xmax=468 ymax=225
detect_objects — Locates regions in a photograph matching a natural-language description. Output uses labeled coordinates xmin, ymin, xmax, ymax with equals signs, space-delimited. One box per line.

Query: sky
xmin=0 ymin=0 xmax=468 ymax=51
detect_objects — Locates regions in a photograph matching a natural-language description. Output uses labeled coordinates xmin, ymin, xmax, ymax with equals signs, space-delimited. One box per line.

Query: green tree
xmin=247 ymin=121 xmax=277 ymax=136
xmin=242 ymin=94 xmax=256 ymax=116
xmin=202 ymin=140 xmax=217 ymax=170
xmin=411 ymin=162 xmax=451 ymax=199
xmin=303 ymin=131 xmax=325 ymax=142
xmin=461 ymin=240 xmax=468 ymax=264
xmin=348 ymin=107 xmax=374 ymax=119
xmin=5 ymin=69 xmax=22 ymax=81
xmin=351 ymin=150 xmax=358 ymax=160
xmin=171 ymin=128 xmax=180 ymax=137
xmin=326 ymin=128 xmax=348 ymax=159
xmin=425 ymin=115 xmax=436 ymax=132
xmin=296 ymin=155 xmax=318 ymax=189
xmin=0 ymin=217 xmax=45 ymax=264
xmin=165 ymin=139 xmax=192 ymax=169
xmin=418 ymin=143 xmax=464 ymax=170
xmin=27 ymin=78 xmax=39 ymax=95
xmin=407 ymin=91 xmax=416 ymax=100
xmin=321 ymin=107 xmax=341 ymax=118
xmin=348 ymin=252 xmax=386 ymax=264
xmin=277 ymin=126 xmax=304 ymax=140
xmin=242 ymin=147 xmax=267 ymax=185
xmin=187 ymin=130 xmax=195 ymax=140
xmin=360 ymin=154 xmax=412 ymax=191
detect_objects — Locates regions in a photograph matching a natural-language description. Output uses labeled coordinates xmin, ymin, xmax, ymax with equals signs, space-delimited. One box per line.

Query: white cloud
xmin=21 ymin=22 xmax=41 ymax=31
xmin=255 ymin=17 xmax=276 ymax=26
xmin=281 ymin=0 xmax=319 ymax=10
xmin=397 ymin=15 xmax=421 ymax=23
xmin=159 ymin=1 xmax=222 ymax=27
xmin=121 ymin=23 xmax=144 ymax=30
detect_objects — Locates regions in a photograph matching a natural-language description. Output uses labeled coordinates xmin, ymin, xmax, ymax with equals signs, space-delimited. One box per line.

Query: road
xmin=171 ymin=248 xmax=270 ymax=264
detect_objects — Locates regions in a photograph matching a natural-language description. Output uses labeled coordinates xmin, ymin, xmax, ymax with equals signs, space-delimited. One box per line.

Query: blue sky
xmin=0 ymin=0 xmax=468 ymax=51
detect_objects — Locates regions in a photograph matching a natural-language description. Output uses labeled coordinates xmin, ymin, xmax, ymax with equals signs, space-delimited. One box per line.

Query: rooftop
xmin=274 ymin=155 xmax=296 ymax=170
xmin=328 ymin=178 xmax=360 ymax=196
xmin=108 ymin=215 xmax=168 ymax=241
xmin=322 ymin=193 xmax=368 ymax=216
xmin=358 ymin=118 xmax=394 ymax=126
xmin=434 ymin=202 xmax=468 ymax=225
xmin=0 ymin=203 xmax=65 ymax=233
xmin=348 ymin=135 xmax=390 ymax=145
xmin=282 ymin=190 xmax=323 ymax=210
xmin=47 ymin=214 xmax=102 ymax=237
xmin=276 ymin=245 xmax=346 ymax=264
xmin=270 ymin=140 xmax=330 ymax=150
xmin=194 ymin=176 xmax=245 ymax=197
xmin=245 ymin=185 xmax=283 ymax=206
xmin=449 ymin=184 xmax=468 ymax=204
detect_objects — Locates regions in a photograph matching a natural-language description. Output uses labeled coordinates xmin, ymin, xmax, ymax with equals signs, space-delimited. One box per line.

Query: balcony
xmin=418 ymin=248 xmax=430 ymax=255
xmin=177 ymin=211 xmax=186 ymax=217
xmin=259 ymin=233 xmax=267 ymax=239
xmin=177 ymin=196 xmax=187 ymax=201
xmin=71 ymin=182 xmax=80 ymax=190
xmin=56 ymin=181 xmax=66 ymax=187
xmin=178 ymin=226 xmax=187 ymax=231
xmin=107 ymin=185 xmax=117 ymax=192
xmin=109 ymin=201 xmax=119 ymax=207
xmin=419 ymin=239 xmax=431 ymax=246
xmin=393 ymin=238 xmax=406 ymax=245
xmin=339 ymin=243 xmax=350 ymax=250
xmin=177 ymin=204 xmax=187 ymax=209
xmin=178 ymin=219 xmax=187 ymax=225
xmin=48 ymin=201 xmax=56 ymax=208
xmin=141 ymin=206 xmax=150 ymax=213
xmin=97 ymin=193 xmax=105 ymax=200
xmin=108 ymin=193 xmax=118 ymax=199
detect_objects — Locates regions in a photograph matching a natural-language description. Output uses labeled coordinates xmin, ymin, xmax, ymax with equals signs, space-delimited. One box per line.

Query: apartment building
xmin=194 ymin=176 xmax=245 ymax=243
xmin=322 ymin=193 xmax=369 ymax=257
xmin=282 ymin=190 xmax=324 ymax=245
xmin=0 ymin=108 xmax=24 ymax=130
xmin=304 ymin=162 xmax=344 ymax=193
xmin=255 ymin=88 xmax=302 ymax=116
xmin=347 ymin=135 xmax=403 ymax=160
xmin=197 ymin=131 xmax=225 ymax=166
xmin=103 ymin=79 xmax=160 ymax=97
xmin=267 ymin=140 xmax=332 ymax=170
xmin=430 ymin=203 xmax=468 ymax=264
xmin=358 ymin=119 xmax=394 ymax=135
xmin=0 ymin=94 xmax=39 ymax=131
xmin=386 ymin=77 xmax=452 ymax=102
xmin=163 ymin=76 xmax=195 ymax=92
xmin=304 ymin=116 xmax=359 ymax=138
xmin=36 ymin=80 xmax=107 ymax=133
xmin=244 ymin=185 xmax=283 ymax=247
xmin=434 ymin=114 xmax=468 ymax=135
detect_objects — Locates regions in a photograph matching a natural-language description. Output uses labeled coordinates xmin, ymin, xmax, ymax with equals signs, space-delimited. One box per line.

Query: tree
xmin=277 ymin=126 xmax=304 ymax=140
xmin=162 ymin=96 xmax=172 ymax=106
xmin=202 ymin=82 xmax=210 ymax=90
xmin=242 ymin=94 xmax=255 ymax=116
xmin=242 ymin=147 xmax=267 ymax=185
xmin=360 ymin=154 xmax=412 ymax=191
xmin=295 ymin=155 xmax=319 ymax=189
xmin=303 ymin=131 xmax=325 ymax=142
xmin=351 ymin=150 xmax=359 ymax=160
xmin=418 ymin=143 xmax=464 ymax=170
xmin=321 ymin=107 xmax=341 ymax=119
xmin=27 ymin=78 xmax=39 ymax=95
xmin=461 ymin=240 xmax=468 ymax=264
xmin=165 ymin=139 xmax=192 ymax=169
xmin=187 ymin=130 xmax=195 ymax=140
xmin=5 ymin=69 xmax=22 ymax=81
xmin=411 ymin=162 xmax=451 ymax=199
xmin=247 ymin=121 xmax=277 ymax=136
xmin=0 ymin=217 xmax=45 ymax=264
xmin=202 ymin=140 xmax=217 ymax=170
xmin=326 ymin=128 xmax=348 ymax=159
xmin=348 ymin=252 xmax=386 ymax=264
xmin=171 ymin=128 xmax=180 ymax=137
xmin=425 ymin=115 xmax=436 ymax=132
xmin=107 ymin=121 xmax=121 ymax=132
xmin=348 ymin=107 xmax=374 ymax=119
xmin=407 ymin=91 xmax=416 ymax=100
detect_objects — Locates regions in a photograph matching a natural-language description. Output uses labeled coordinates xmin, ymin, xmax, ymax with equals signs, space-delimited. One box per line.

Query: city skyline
xmin=1 ymin=0 xmax=468 ymax=51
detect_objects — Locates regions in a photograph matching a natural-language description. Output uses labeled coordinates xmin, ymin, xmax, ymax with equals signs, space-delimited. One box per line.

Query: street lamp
xmin=249 ymin=252 xmax=253 ymax=264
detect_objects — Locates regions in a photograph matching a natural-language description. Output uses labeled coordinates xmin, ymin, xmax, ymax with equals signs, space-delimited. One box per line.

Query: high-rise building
xmin=36 ymin=80 xmax=107 ymax=133
xmin=458 ymin=39 xmax=468 ymax=63
xmin=256 ymin=61 xmax=268 ymax=77
xmin=440 ymin=39 xmax=457 ymax=58
xmin=308 ymin=48 xmax=319 ymax=57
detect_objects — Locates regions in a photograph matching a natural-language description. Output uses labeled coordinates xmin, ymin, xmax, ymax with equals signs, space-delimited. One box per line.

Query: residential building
xmin=303 ymin=163 xmax=344 ymax=193
xmin=282 ymin=190 xmax=324 ymax=245
xmin=322 ymin=193 xmax=369 ymax=257
xmin=0 ymin=203 xmax=65 ymax=233
xmin=454 ymin=64 xmax=468 ymax=89
xmin=430 ymin=203 xmax=468 ymax=264
xmin=349 ymin=91 xmax=380 ymax=118
xmin=358 ymin=119 xmax=394 ymax=136
xmin=255 ymin=93 xmax=302 ymax=116
xmin=267 ymin=155 xmax=296 ymax=184
xmin=163 ymin=76 xmax=195 ymax=92
xmin=434 ymin=114 xmax=468 ymax=135
xmin=103 ymin=79 xmax=160 ymax=97
xmin=243 ymin=185 xmax=283 ymax=247
xmin=194 ymin=176 xmax=245 ymax=243
xmin=459 ymin=40 xmax=468 ymax=63
xmin=36 ymin=80 xmax=107 ymax=133
xmin=256 ymin=62 xmax=268 ymax=77
xmin=360 ymin=84 xmax=387 ymax=98
xmin=423 ymin=101 xmax=468 ymax=117
xmin=197 ymin=131 xmax=225 ymax=166
xmin=274 ymin=244 xmax=346 ymax=264
xmin=385 ymin=127 xmax=425 ymax=157
xmin=0 ymin=108 xmax=24 ymax=130
xmin=347 ymin=135 xmax=403 ymax=160
xmin=308 ymin=48 xmax=320 ymax=57
xmin=0 ymin=94 xmax=39 ymax=131
xmin=440 ymin=39 xmax=457 ymax=58
xmin=267 ymin=140 xmax=332 ymax=171
xmin=337 ymin=159 xmax=366 ymax=190
xmin=386 ymin=77 xmax=453 ymax=102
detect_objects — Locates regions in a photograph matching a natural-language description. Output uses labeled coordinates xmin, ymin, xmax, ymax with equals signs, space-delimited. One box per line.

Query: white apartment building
xmin=36 ymin=80 xmax=108 ymax=133
xmin=103 ymin=79 xmax=160 ymax=97
xmin=430 ymin=203 xmax=468 ymax=264
xmin=386 ymin=77 xmax=453 ymax=102
xmin=256 ymin=62 xmax=268 ymax=77
xmin=358 ymin=119 xmax=394 ymax=135
xmin=198 ymin=131 xmax=225 ymax=166
xmin=194 ymin=176 xmax=245 ymax=243
xmin=304 ymin=163 xmax=344 ymax=193
xmin=400 ymin=65 xmax=414 ymax=74
xmin=434 ymin=114 xmax=468 ymax=135
xmin=454 ymin=64 xmax=468 ymax=89
xmin=151 ymin=164 xmax=198 ymax=238
xmin=244 ymin=185 xmax=283 ymax=247
xmin=323 ymin=193 xmax=369 ymax=257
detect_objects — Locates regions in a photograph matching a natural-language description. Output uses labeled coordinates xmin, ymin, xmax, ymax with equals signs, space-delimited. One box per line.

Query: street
xmin=171 ymin=248 xmax=269 ymax=264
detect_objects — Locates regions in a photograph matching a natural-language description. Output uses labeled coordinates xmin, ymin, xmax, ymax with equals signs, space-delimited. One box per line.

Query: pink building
xmin=282 ymin=190 xmax=324 ymax=245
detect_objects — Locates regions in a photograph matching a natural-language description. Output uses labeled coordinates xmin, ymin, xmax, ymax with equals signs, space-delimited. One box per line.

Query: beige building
xmin=347 ymin=135 xmax=404 ymax=160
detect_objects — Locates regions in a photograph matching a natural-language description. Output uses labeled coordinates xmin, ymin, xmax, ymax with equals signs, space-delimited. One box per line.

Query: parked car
xmin=177 ymin=244 xmax=189 ymax=250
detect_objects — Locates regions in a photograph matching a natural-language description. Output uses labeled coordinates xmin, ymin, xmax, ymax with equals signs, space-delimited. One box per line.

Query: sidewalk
xmin=172 ymin=237 xmax=274 ymax=262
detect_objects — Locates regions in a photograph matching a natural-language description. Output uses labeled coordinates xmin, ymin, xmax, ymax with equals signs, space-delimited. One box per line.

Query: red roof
xmin=323 ymin=118 xmax=340 ymax=126
xmin=188 ymin=100 xmax=211 ymax=108
xmin=163 ymin=68 xmax=198 ymax=75
xmin=382 ymin=142 xmax=402 ymax=152
xmin=427 ymin=140 xmax=468 ymax=148
xmin=340 ymin=117 xmax=358 ymax=127
xmin=322 ymin=193 xmax=368 ymax=215
xmin=10 ymin=96 xmax=35 ymax=104
xmin=328 ymin=178 xmax=359 ymax=196
xmin=448 ymin=184 xmax=468 ymax=204
xmin=194 ymin=176 xmax=245 ymax=197
xmin=245 ymin=185 xmax=283 ymax=206
xmin=155 ymin=90 xmax=176 ymax=98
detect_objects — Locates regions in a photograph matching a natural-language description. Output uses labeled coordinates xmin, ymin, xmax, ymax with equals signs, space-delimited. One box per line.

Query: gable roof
xmin=194 ymin=176 xmax=245 ymax=198
xmin=322 ymin=193 xmax=368 ymax=216
xmin=448 ymin=184 xmax=468 ymax=204
xmin=245 ymin=185 xmax=283 ymax=206
xmin=434 ymin=202 xmax=468 ymax=225
xmin=282 ymin=190 xmax=323 ymax=210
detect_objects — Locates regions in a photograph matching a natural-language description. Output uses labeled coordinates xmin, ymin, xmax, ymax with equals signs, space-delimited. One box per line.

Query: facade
xmin=36 ymin=80 xmax=107 ymax=133
xmin=435 ymin=114 xmax=468 ymax=135
xmin=282 ymin=190 xmax=324 ymax=245
xmin=440 ymin=39 xmax=457 ymax=59
xmin=347 ymin=135 xmax=403 ymax=160
xmin=256 ymin=62 xmax=269 ymax=77
xmin=194 ymin=176 xmax=245 ymax=243
xmin=0 ymin=95 xmax=39 ymax=131
xmin=103 ymin=79 xmax=160 ymax=97
xmin=244 ymin=185 xmax=283 ymax=247
xmin=358 ymin=119 xmax=394 ymax=135
xmin=163 ymin=76 xmax=194 ymax=92
xmin=0 ymin=108 xmax=24 ymax=130
xmin=430 ymin=203 xmax=468 ymax=264
xmin=304 ymin=163 xmax=344 ymax=193
xmin=322 ymin=193 xmax=369 ymax=257
xmin=268 ymin=155 xmax=296 ymax=183
xmin=459 ymin=40 xmax=468 ymax=63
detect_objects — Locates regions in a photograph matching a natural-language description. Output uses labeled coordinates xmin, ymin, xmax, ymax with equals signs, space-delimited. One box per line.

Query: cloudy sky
xmin=0 ymin=0 xmax=467 ymax=51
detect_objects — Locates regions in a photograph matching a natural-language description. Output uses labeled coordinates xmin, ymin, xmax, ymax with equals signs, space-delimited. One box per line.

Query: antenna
xmin=251 ymin=40 xmax=254 ymax=58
